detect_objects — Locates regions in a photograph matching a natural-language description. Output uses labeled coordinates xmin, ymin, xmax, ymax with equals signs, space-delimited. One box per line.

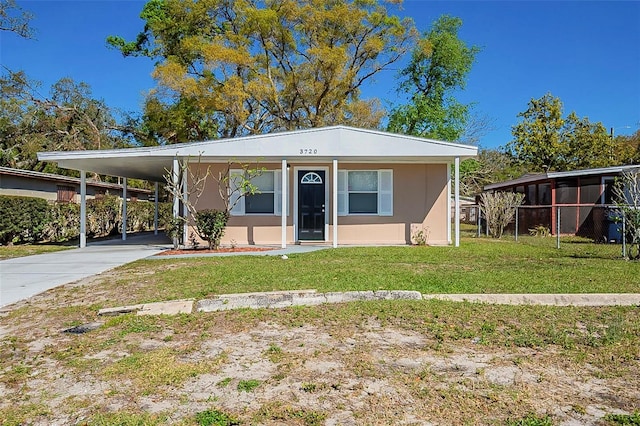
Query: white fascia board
xmin=175 ymin=126 xmax=478 ymax=160
xmin=37 ymin=126 xmax=478 ymax=180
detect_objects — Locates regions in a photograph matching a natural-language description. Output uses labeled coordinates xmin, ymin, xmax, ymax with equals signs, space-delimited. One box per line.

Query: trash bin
xmin=606 ymin=209 xmax=622 ymax=243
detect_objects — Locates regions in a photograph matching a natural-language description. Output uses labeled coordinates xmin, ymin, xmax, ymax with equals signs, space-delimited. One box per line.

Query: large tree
xmin=614 ymin=129 xmax=640 ymax=165
xmin=507 ymin=93 xmax=614 ymax=172
xmin=0 ymin=0 xmax=34 ymax=38
xmin=386 ymin=15 xmax=480 ymax=141
xmin=108 ymin=0 xmax=417 ymax=143
xmin=0 ymin=70 xmax=130 ymax=173
xmin=459 ymin=148 xmax=527 ymax=196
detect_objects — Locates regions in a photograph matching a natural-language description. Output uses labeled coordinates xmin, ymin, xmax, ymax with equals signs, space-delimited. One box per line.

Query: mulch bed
xmin=157 ymin=246 xmax=276 ymax=256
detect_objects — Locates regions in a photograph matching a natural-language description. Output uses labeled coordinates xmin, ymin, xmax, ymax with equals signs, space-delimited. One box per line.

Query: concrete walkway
xmin=0 ymin=233 xmax=172 ymax=309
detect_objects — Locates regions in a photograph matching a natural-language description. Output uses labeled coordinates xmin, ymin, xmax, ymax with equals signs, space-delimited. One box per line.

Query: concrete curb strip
xmin=422 ymin=293 xmax=640 ymax=306
xmin=98 ymin=292 xmax=640 ymax=317
xmin=196 ymin=290 xmax=423 ymax=312
xmin=98 ymin=299 xmax=195 ymax=316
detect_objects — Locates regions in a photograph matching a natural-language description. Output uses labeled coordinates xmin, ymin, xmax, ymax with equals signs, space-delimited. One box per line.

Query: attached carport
xmin=39 ymin=126 xmax=476 ymax=249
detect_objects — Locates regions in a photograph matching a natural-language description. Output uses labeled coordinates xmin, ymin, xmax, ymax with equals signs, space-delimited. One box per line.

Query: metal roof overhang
xmin=38 ymin=126 xmax=478 ymax=182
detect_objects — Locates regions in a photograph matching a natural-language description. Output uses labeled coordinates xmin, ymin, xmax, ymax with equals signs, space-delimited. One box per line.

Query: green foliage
xmin=614 ymin=129 xmax=640 ymax=165
xmin=195 ymin=209 xmax=230 ymax=250
xmin=237 ymin=379 xmax=260 ymax=392
xmin=87 ymin=195 xmax=121 ymax=237
xmin=505 ymin=413 xmax=553 ymax=426
xmin=164 ymin=215 xmax=184 ymax=248
xmin=459 ymin=148 xmax=527 ymax=196
xmin=0 ymin=0 xmax=34 ymax=39
xmin=108 ymin=0 xmax=416 ymax=141
xmin=126 ymin=200 xmax=155 ymax=232
xmin=0 ymin=194 xmax=169 ymax=245
xmin=604 ymin=412 xmax=640 ymax=425
xmin=45 ymin=202 xmax=80 ymax=242
xmin=387 ymin=15 xmax=480 ymax=141
xmin=0 ymin=70 xmax=132 ymax=171
xmin=0 ymin=195 xmax=50 ymax=244
xmin=508 ymin=93 xmax=614 ymax=172
xmin=195 ymin=409 xmax=240 ymax=426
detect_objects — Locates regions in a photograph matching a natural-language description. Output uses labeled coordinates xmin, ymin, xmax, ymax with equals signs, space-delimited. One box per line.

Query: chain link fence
xmin=458 ymin=203 xmax=630 ymax=257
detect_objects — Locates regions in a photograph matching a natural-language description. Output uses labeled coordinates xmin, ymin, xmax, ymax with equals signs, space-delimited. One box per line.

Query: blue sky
xmin=1 ymin=0 xmax=639 ymax=149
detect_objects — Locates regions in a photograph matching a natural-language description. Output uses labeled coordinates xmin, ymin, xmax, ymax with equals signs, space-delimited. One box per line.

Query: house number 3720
xmin=300 ymin=148 xmax=318 ymax=155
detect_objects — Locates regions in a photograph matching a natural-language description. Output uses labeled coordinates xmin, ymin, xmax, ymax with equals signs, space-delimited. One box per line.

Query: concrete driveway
xmin=0 ymin=233 xmax=171 ymax=309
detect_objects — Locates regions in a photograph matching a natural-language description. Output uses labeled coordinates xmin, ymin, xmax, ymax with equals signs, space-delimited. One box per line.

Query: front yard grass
xmin=1 ymin=236 xmax=639 ymax=424
xmin=98 ymin=236 xmax=640 ymax=306
xmin=0 ymin=242 xmax=74 ymax=260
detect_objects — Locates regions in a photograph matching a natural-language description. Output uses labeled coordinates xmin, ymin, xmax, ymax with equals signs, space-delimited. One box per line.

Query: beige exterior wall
xmin=187 ymin=162 xmax=450 ymax=246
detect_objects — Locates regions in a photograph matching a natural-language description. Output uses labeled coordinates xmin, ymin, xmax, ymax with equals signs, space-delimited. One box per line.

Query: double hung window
xmin=337 ymin=170 xmax=393 ymax=216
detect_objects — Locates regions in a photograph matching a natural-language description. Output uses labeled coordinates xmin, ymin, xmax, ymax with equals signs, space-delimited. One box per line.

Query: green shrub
xmin=0 ymin=196 xmax=51 ymax=245
xmin=127 ymin=200 xmax=155 ymax=232
xmin=195 ymin=209 xmax=229 ymax=249
xmin=46 ymin=202 xmax=80 ymax=242
xmin=87 ymin=195 xmax=121 ymax=237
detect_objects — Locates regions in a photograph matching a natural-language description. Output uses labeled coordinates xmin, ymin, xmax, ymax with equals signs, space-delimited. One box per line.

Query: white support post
xmin=447 ymin=163 xmax=452 ymax=244
xmin=332 ymin=159 xmax=338 ymax=248
xmin=154 ymin=182 xmax=159 ymax=235
xmin=454 ymin=157 xmax=460 ymax=247
xmin=122 ymin=177 xmax=127 ymax=241
xmin=182 ymin=162 xmax=188 ymax=244
xmin=281 ymin=159 xmax=287 ymax=249
xmin=80 ymin=170 xmax=87 ymax=248
xmin=172 ymin=157 xmax=180 ymax=247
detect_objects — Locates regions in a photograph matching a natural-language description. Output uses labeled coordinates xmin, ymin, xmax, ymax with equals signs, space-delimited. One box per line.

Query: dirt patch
xmin=157 ymin=247 xmax=276 ymax=256
xmin=1 ymin=276 xmax=638 ymax=425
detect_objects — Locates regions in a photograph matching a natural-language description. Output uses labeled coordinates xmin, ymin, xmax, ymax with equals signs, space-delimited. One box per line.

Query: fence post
xmin=515 ymin=206 xmax=519 ymax=242
xmin=622 ymin=210 xmax=627 ymax=259
xmin=477 ymin=206 xmax=481 ymax=237
xmin=556 ymin=206 xmax=561 ymax=249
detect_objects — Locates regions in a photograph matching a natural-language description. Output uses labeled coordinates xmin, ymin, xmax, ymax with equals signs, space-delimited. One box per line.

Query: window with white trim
xmin=229 ymin=170 xmax=286 ymax=216
xmin=337 ymin=170 xmax=393 ymax=216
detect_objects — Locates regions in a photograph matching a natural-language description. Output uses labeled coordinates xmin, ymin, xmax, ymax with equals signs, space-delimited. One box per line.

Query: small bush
xmin=0 ymin=195 xmax=51 ymax=245
xmin=529 ymin=225 xmax=551 ymax=237
xmin=480 ymin=192 xmax=525 ymax=239
xmin=196 ymin=209 xmax=230 ymax=250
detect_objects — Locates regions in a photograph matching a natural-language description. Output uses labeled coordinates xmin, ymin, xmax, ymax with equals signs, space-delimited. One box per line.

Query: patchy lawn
xmin=0 ymin=243 xmax=74 ymax=260
xmin=55 ymin=236 xmax=640 ymax=308
xmin=1 ymin=237 xmax=639 ymax=425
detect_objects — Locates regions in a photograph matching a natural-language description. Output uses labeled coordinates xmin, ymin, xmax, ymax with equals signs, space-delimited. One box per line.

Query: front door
xmin=298 ymin=170 xmax=325 ymax=240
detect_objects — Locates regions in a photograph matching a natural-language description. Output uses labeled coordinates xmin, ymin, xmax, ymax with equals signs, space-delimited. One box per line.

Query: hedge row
xmin=0 ymin=195 xmax=172 ymax=245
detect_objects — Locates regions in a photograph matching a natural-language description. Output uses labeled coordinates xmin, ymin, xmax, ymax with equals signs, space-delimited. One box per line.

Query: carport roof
xmin=38 ymin=125 xmax=478 ymax=182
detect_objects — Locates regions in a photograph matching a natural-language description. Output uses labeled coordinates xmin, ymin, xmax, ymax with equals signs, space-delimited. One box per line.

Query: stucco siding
xmin=187 ymin=162 xmax=450 ymax=246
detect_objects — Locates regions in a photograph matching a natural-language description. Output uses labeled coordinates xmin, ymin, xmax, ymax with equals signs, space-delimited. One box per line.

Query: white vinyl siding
xmin=337 ymin=170 xmax=393 ymax=216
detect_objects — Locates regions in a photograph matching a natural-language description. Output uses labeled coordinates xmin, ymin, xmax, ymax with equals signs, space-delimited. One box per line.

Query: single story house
xmin=484 ymin=165 xmax=638 ymax=240
xmin=38 ymin=126 xmax=477 ymax=248
xmin=0 ymin=166 xmax=152 ymax=203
